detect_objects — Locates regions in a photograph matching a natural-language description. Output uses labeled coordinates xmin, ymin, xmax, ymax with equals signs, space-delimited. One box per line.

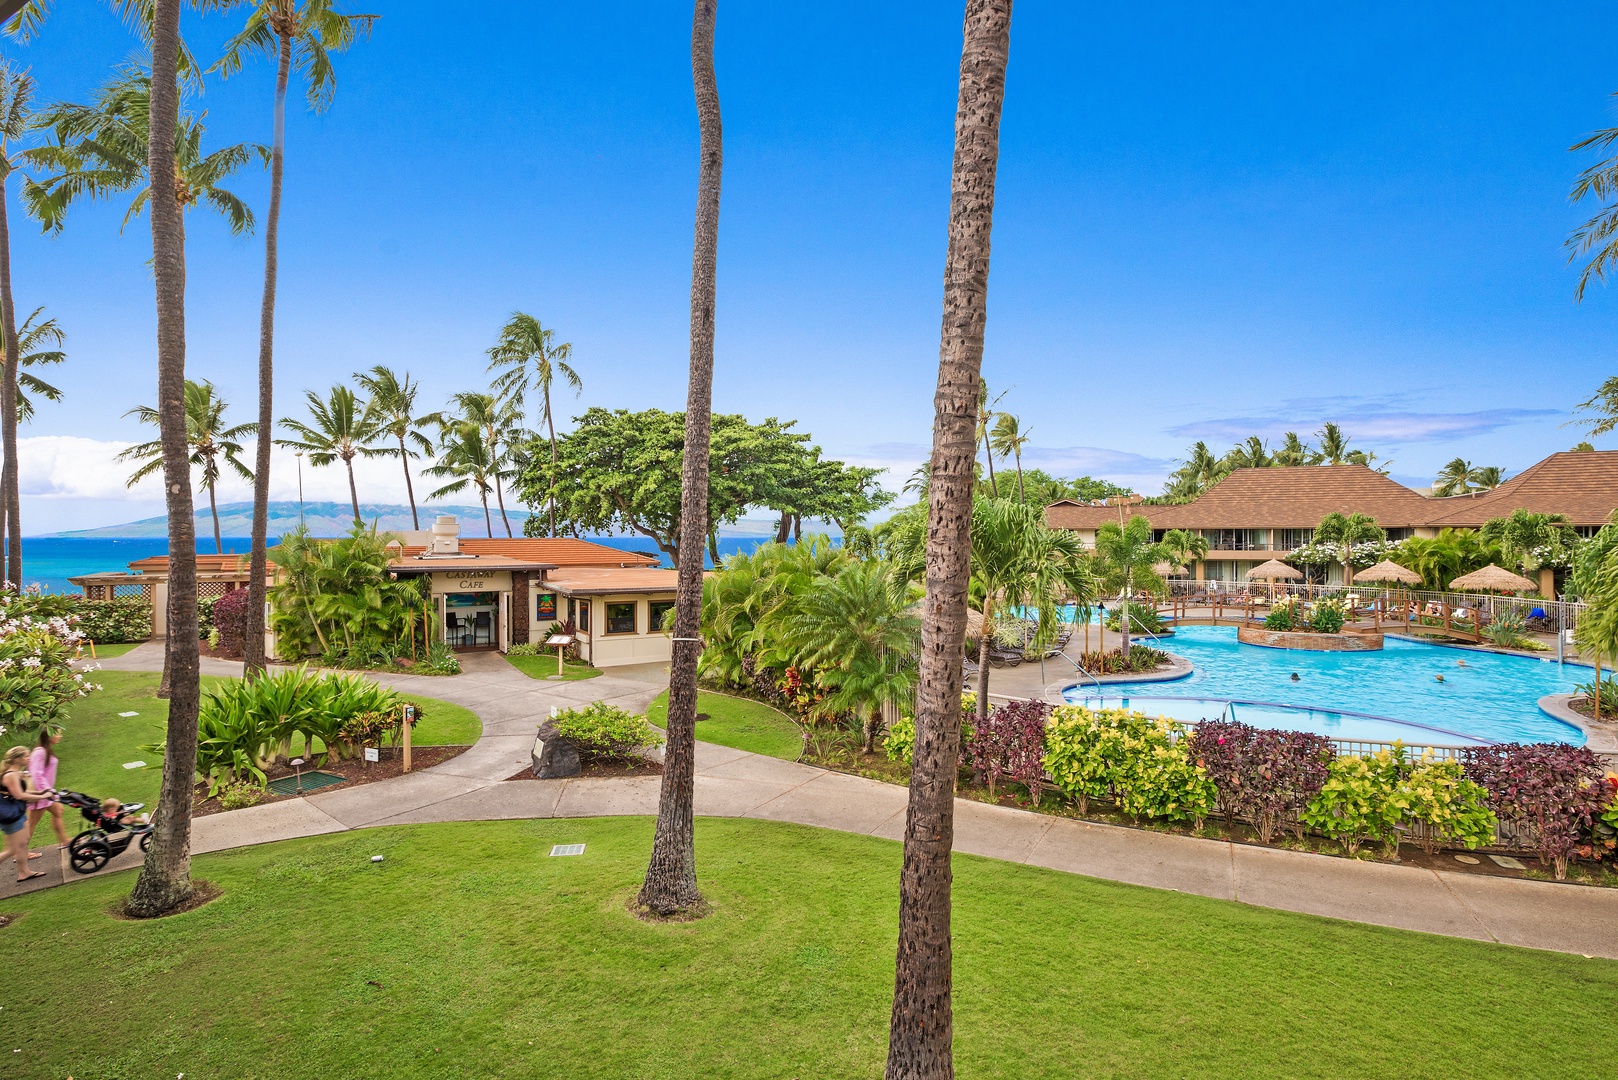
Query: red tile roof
xmin=397 ymin=538 xmax=660 ymax=568
xmin=542 ymin=567 xmax=682 ymax=594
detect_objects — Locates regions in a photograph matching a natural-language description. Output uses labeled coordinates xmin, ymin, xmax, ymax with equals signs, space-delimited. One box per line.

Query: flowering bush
xmin=1308 ymin=599 xmax=1345 ymax=635
xmin=1264 ymin=605 xmax=1295 ymax=631
xmin=0 ymin=592 xmax=151 ymax=643
xmin=967 ymin=699 xmax=1049 ymax=801
xmin=0 ymin=607 xmax=99 ymax=738
xmin=211 ymin=589 xmax=252 ymax=656
xmin=1402 ymin=756 xmax=1496 ymax=855
xmin=1043 ymin=706 xmax=1214 ymax=823
xmin=1463 ymin=743 xmax=1608 ymax=879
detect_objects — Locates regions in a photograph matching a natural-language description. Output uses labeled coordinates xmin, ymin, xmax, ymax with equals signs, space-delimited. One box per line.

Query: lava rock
xmin=531 ymin=723 xmax=581 ymax=779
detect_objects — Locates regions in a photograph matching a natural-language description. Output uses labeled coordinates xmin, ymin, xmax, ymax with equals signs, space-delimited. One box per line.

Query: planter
xmin=1238 ymin=626 xmax=1384 ymax=652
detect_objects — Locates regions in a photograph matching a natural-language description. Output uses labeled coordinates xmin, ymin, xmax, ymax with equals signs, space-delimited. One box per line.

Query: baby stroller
xmin=55 ymin=790 xmax=154 ymax=874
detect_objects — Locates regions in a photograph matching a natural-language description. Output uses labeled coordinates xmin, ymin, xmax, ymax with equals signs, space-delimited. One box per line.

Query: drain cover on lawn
xmin=1487 ymin=854 xmax=1527 ymax=870
xmin=549 ymin=844 xmax=586 ymax=857
xmin=267 ymin=771 xmax=347 ymax=796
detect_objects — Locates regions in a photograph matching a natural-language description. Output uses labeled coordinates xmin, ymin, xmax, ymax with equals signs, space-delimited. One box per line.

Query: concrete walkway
xmin=7 ymin=642 xmax=1618 ymax=961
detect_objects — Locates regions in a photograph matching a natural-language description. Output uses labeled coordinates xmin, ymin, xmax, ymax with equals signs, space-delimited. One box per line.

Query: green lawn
xmin=505 ymin=652 xmax=603 ymax=681
xmin=1 ymin=817 xmax=1612 ymax=1078
xmin=38 ymin=672 xmax=481 ymax=833
xmin=86 ymin=642 xmax=139 ymax=659
xmin=647 ymin=689 xmax=802 ymax=760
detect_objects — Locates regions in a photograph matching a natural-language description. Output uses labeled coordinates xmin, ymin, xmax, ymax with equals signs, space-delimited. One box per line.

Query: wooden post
xmin=402 ymin=703 xmax=414 ymax=773
xmin=1596 ymin=656 xmax=1602 ymax=723
xmin=556 ymin=642 xmax=566 ymax=677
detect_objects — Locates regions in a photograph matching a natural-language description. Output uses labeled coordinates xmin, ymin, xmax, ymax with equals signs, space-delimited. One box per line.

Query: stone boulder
xmin=531 ymin=723 xmax=581 ymax=779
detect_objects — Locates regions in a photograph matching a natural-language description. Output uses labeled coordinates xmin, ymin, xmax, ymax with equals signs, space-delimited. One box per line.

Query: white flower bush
xmin=0 ymin=598 xmax=100 ymax=737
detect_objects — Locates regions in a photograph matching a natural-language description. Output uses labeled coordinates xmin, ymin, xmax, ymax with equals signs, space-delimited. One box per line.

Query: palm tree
xmin=1164 ymin=440 xmax=1224 ymax=499
xmin=119 ymin=379 xmax=256 ymax=554
xmin=23 ymin=59 xmax=266 ymax=238
xmin=1158 ymin=527 xmax=1208 ymax=576
xmin=974 ymin=377 xmax=1005 ymax=497
xmin=1472 ymin=465 xmax=1505 ymax=490
xmin=421 ymin=424 xmax=500 ymax=537
xmin=0 ymin=62 xmax=32 ymax=591
xmin=1565 ymin=91 xmax=1618 ymax=301
xmin=887 ymin=3 xmax=1011 ymax=1075
xmin=988 ymin=412 xmax=1029 ymax=502
xmin=1316 ymin=511 xmax=1385 ymax=583
xmin=785 ymin=559 xmax=919 ymax=754
xmin=276 ymin=385 xmax=381 ymax=523
xmin=354 ymin=366 xmax=433 ymax=529
xmin=637 ymin=0 xmax=722 ymax=920
xmin=1093 ymin=514 xmax=1167 ymax=654
xmin=1571 ymin=376 xmax=1618 ymax=439
xmin=1316 ymin=422 xmax=1352 ymax=464
xmin=125 ymin=0 xmax=202 ymax=920
xmin=440 ymin=390 xmax=524 ymax=537
xmin=10 ymin=308 xmax=66 ymax=423
xmin=211 ymin=0 xmax=376 ymax=680
xmin=1390 ymin=528 xmax=1501 ymax=590
xmin=1271 ymin=431 xmax=1315 ymax=467
xmin=486 ymin=311 xmax=580 ymax=537
xmin=1222 ymin=435 xmax=1270 ymax=471
xmin=1432 ymin=457 xmax=1475 ymax=498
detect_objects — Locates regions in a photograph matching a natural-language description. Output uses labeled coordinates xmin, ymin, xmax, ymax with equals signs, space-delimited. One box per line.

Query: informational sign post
xmin=402 ymin=704 xmax=416 ymax=773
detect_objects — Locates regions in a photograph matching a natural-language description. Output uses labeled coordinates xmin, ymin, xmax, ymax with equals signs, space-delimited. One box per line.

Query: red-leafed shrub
xmin=1463 ymin=743 xmax=1608 ymax=879
xmin=211 ymin=588 xmax=253 ymax=658
xmin=968 ymin=699 xmax=1050 ymax=802
xmin=1191 ymin=720 xmax=1333 ymax=842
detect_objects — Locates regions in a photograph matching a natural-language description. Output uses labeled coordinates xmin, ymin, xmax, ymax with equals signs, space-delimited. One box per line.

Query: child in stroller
xmin=55 ymin=790 xmax=154 ymax=875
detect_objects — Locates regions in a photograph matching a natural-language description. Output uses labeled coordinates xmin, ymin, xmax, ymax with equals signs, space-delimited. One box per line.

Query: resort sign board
xmin=429 ymin=570 xmax=512 ymax=595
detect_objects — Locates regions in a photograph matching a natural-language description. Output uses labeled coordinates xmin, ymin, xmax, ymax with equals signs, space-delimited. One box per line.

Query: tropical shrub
xmin=217 ymin=780 xmax=265 ymax=811
xmin=552 ymin=702 xmax=661 ymax=764
xmin=1076 ymin=645 xmax=1169 ymax=674
xmin=1463 ymin=743 xmax=1608 ymax=879
xmin=1190 ymin=721 xmax=1332 ymax=842
xmin=1481 ymin=606 xmax=1531 ymax=649
xmin=1308 ymin=599 xmax=1345 ymax=635
xmin=1043 ymin=706 xmax=1214 ymax=823
xmin=268 ymin=524 xmax=433 ymax=664
xmin=1302 ymin=748 xmax=1410 ymax=856
xmin=0 ymin=592 xmax=151 ymax=643
xmin=211 ymin=588 xmax=252 ymax=656
xmin=1104 ymin=601 xmax=1164 ymax=635
xmin=1401 ymin=756 xmax=1496 ymax=854
xmin=992 ymin=618 xmax=1034 ymax=650
xmin=197 ymin=594 xmax=218 ymax=640
xmin=882 ymin=694 xmax=976 ymax=767
xmin=1574 ymin=675 xmax=1618 ymax=715
xmin=0 ymin=608 xmax=98 ymax=738
xmin=967 ymin=699 xmax=1049 ymax=801
xmin=1263 ymin=605 xmax=1295 ymax=631
xmin=506 ymin=642 xmax=541 ymax=656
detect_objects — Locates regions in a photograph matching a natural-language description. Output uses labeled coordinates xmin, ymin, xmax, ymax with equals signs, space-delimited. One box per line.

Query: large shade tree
xmin=211 ymin=0 xmax=376 ymax=680
xmin=486 ymin=311 xmax=579 ymax=537
xmin=637 ymin=0 xmax=721 ymax=919
xmin=120 ymin=378 xmax=255 ymax=553
xmin=887 ymin=2 xmax=1012 ymax=1075
xmin=1480 ymin=510 xmax=1579 ymax=581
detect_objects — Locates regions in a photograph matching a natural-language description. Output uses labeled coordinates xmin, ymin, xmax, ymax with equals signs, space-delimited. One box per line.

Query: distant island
xmin=44 ymin=501 xmax=844 ymax=541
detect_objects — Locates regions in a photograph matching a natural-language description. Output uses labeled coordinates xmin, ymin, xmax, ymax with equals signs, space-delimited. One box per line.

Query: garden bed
xmin=502 ymin=757 xmax=662 ymax=781
xmin=1237 ymin=626 xmax=1384 ymax=651
xmin=191 ymin=744 xmax=472 ymax=816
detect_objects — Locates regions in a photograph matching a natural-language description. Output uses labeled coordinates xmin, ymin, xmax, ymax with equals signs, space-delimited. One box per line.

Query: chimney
xmin=431 ymin=514 xmax=460 ymax=555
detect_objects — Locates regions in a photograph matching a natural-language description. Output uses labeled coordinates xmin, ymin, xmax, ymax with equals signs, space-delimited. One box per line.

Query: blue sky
xmin=10 ymin=2 xmax=1618 ymax=533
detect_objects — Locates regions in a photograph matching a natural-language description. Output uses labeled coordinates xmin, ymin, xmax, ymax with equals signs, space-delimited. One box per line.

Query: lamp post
xmin=295 ymin=451 xmax=304 ymax=525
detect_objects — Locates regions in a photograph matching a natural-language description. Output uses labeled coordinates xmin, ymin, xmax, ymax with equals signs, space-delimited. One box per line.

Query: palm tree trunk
xmin=639 ymin=0 xmax=721 ymax=918
xmin=493 ymin=471 xmax=513 ymax=537
xmin=981 ymin=428 xmax=997 ymax=497
xmin=0 ymin=156 xmax=22 ymax=591
xmin=1014 ymin=448 xmax=1024 ymax=503
xmin=975 ymin=597 xmax=993 ymax=731
xmin=481 ymin=489 xmax=492 ymax=537
xmin=1119 ymin=584 xmax=1131 ymax=655
xmin=243 ymin=27 xmax=291 ymax=682
xmin=127 ymin=0 xmax=200 ymax=920
xmin=888 ymin=4 xmax=1011 ymax=1076
xmin=399 ymin=433 xmax=419 ymax=530
xmin=545 ymin=384 xmax=558 ymax=537
xmin=344 ymin=454 xmax=360 ymax=523
xmin=208 ymin=476 xmax=222 ymax=554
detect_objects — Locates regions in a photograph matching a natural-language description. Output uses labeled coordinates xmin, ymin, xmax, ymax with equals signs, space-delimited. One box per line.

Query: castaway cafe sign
xmin=427 ymin=569 xmax=513 ymax=595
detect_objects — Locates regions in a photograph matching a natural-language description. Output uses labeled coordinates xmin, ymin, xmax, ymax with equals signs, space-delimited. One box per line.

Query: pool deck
xmin=7 ymin=642 xmax=1617 ymax=962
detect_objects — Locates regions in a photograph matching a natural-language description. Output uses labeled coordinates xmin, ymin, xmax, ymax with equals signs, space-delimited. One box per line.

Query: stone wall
xmin=511 ymin=571 xmax=531 ymax=646
xmin=1237 ymin=626 xmax=1384 ymax=652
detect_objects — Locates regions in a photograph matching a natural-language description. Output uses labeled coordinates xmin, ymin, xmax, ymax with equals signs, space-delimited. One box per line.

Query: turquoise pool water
xmin=1060 ymin=625 xmax=1585 ymax=746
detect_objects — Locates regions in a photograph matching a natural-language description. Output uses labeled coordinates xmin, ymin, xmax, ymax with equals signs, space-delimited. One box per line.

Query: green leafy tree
xmin=486 ymin=311 xmax=580 ymax=537
xmin=1433 ymin=457 xmax=1475 ymax=498
xmin=267 ymin=523 xmax=427 ymax=660
xmin=767 ymin=445 xmax=892 ymax=543
xmin=783 ymin=559 xmax=919 ymax=753
xmin=696 ymin=534 xmax=853 ymax=686
xmin=1158 ymin=528 xmax=1208 ymax=574
xmin=1021 ymin=469 xmax=1133 ymax=507
xmin=1390 ymin=528 xmax=1502 ymax=590
xmin=275 ymin=384 xmax=382 ymax=523
xmin=1271 ymin=431 xmax=1316 ymax=466
xmin=354 ymin=365 xmax=433 ymax=529
xmin=989 ymin=412 xmax=1030 ymax=502
xmin=1480 ymin=509 xmax=1579 ymax=578
xmin=1472 ymin=465 xmax=1505 ymax=490
xmin=1163 ymin=440 xmax=1225 ymax=500
xmin=119 ymin=379 xmax=255 ymax=554
xmin=1092 ymin=514 xmax=1167 ymax=653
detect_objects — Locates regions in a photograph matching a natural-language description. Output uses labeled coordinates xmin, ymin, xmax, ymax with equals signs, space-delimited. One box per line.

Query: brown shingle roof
xmin=1423 ymin=451 xmax=1618 ymax=527
xmin=542 ymin=567 xmax=682 ymax=595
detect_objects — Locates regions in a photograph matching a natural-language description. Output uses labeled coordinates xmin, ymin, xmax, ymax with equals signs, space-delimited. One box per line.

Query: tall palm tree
xmin=119 ymin=379 xmax=255 ymax=554
xmin=275 ymin=384 xmax=381 ymax=523
xmin=441 ymin=390 xmax=524 ymax=537
xmin=1164 ymin=440 xmax=1224 ymax=499
xmin=0 ymin=62 xmax=32 ymax=591
xmin=1316 ymin=511 xmax=1385 ymax=584
xmin=10 ymin=307 xmax=66 ymax=423
xmin=1472 ymin=465 xmax=1505 ymax=490
xmin=354 ymin=365 xmax=432 ymax=529
xmin=1222 ymin=435 xmax=1270 ymax=471
xmin=785 ymin=559 xmax=919 ymax=753
xmin=887 ymin=3 xmax=1011 ymax=1076
xmin=23 ymin=60 xmax=265 ymax=238
xmin=988 ymin=411 xmax=1028 ymax=502
xmin=211 ymin=0 xmax=376 ymax=680
xmin=125 ymin=0 xmax=202 ymax=920
xmin=1316 ymin=422 xmax=1352 ymax=465
xmin=638 ymin=0 xmax=721 ymax=920
xmin=1271 ymin=431 xmax=1315 ymax=466
xmin=1158 ymin=527 xmax=1208 ymax=576
xmin=421 ymin=424 xmax=499 ymax=537
xmin=1093 ymin=514 xmax=1167 ymax=654
xmin=973 ymin=377 xmax=1005 ymax=497
xmin=1571 ymin=376 xmax=1618 ymax=438
xmin=1432 ymin=456 xmax=1475 ymax=497
xmin=486 ymin=311 xmax=580 ymax=537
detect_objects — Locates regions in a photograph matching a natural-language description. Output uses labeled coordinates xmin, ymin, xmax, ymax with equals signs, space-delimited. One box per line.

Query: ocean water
xmin=13 ymin=534 xmax=780 ymax=594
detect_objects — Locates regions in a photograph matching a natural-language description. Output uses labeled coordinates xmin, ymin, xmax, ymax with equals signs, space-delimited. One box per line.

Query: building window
xmin=1577 ymin=525 xmax=1601 ymax=539
xmin=605 ymin=601 xmax=638 ymax=635
xmin=1385 ymin=528 xmax=1412 ymax=543
xmin=570 ymin=597 xmax=590 ymax=633
xmin=648 ymin=599 xmax=676 ymax=633
xmin=1276 ymin=528 xmax=1313 ymax=551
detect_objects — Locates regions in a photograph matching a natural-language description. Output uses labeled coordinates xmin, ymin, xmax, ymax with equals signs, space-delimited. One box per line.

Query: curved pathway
xmin=6 ymin=642 xmax=1618 ymax=961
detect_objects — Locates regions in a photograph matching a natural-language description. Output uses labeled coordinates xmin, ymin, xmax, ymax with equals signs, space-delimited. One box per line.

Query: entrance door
xmin=445 ymin=591 xmax=498 ymax=648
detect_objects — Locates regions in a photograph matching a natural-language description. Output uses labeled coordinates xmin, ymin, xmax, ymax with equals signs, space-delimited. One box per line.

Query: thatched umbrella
xmin=1246 ymin=559 xmax=1302 ymax=581
xmin=1355 ymin=559 xmax=1422 ymax=624
xmin=1449 ymin=565 xmax=1537 ymax=594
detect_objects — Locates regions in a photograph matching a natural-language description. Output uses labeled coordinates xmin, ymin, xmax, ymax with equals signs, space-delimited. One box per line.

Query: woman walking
xmin=1 ymin=746 xmax=54 ymax=882
xmin=26 ymin=728 xmax=68 ymax=853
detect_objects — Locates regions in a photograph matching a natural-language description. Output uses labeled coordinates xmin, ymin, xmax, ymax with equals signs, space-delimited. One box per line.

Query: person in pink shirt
xmin=26 ymin=727 xmax=69 ymax=853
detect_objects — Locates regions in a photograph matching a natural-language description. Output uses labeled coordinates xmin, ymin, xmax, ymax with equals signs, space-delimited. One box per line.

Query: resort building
xmin=1045 ymin=450 xmax=1618 ymax=592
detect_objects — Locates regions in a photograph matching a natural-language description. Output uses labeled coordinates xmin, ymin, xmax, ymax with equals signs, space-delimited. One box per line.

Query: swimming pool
xmin=1060 ymin=625 xmax=1586 ymax=746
